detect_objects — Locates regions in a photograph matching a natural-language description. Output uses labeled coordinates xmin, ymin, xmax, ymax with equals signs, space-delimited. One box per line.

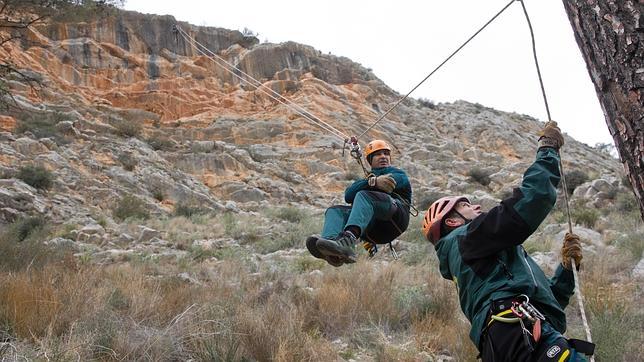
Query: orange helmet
xmin=364 ymin=140 xmax=392 ymax=163
xmin=422 ymin=196 xmax=469 ymax=244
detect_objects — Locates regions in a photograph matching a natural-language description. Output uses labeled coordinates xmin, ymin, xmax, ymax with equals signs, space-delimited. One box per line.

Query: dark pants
xmin=321 ymin=190 xmax=409 ymax=244
xmin=481 ymin=314 xmax=588 ymax=362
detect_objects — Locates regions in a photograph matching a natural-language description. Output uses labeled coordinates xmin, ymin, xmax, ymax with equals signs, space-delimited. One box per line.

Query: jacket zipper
xmin=497 ymin=258 xmax=513 ymax=280
xmin=520 ymin=246 xmax=538 ymax=288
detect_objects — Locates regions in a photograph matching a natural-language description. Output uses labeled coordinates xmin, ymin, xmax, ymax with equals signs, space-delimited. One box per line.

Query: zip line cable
xmin=357 ymin=0 xmax=517 ymax=139
xmin=518 ymin=0 xmax=552 ymax=121
xmin=174 ymin=26 xmax=349 ymax=142
xmin=519 ymin=1 xmax=594 ymax=357
xmin=176 ymin=26 xmax=347 ymax=141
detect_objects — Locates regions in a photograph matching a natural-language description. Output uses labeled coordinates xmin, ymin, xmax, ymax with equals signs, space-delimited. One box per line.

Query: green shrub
xmin=0 ymin=216 xmax=72 ymax=272
xmin=270 ymin=206 xmax=307 ymax=223
xmin=4 ymin=216 xmax=47 ymax=243
xmin=591 ymin=305 xmax=642 ymax=360
xmin=615 ymin=192 xmax=638 ymax=212
xmin=17 ymin=164 xmax=54 ymax=189
xmin=572 ymin=208 xmax=599 ymax=228
xmin=174 ymin=204 xmax=208 ymax=218
xmin=222 ymin=213 xmax=261 ymax=244
xmin=255 ymin=214 xmax=317 ymax=253
xmin=150 ymin=186 xmax=165 ymax=202
xmin=564 ymin=169 xmax=588 ymax=195
xmin=395 ymin=286 xmax=432 ymax=322
xmin=117 ymin=153 xmax=137 ymax=171
xmin=417 ymin=98 xmax=436 ymax=109
xmin=147 ymin=136 xmax=175 ymax=151
xmin=15 ymin=114 xmax=60 ymax=138
xmin=467 ymin=167 xmax=491 ymax=186
xmin=111 ymin=118 xmax=141 ymax=138
xmin=616 ymin=231 xmax=644 ymax=260
xmin=112 ymin=194 xmax=150 ymax=221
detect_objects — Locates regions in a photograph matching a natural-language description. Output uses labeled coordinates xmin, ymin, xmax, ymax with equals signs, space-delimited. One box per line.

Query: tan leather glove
xmin=368 ymin=174 xmax=396 ymax=193
xmin=538 ymin=121 xmax=565 ymax=150
xmin=561 ymin=232 xmax=583 ymax=270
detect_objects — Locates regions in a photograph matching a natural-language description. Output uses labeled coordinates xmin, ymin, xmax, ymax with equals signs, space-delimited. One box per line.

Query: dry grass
xmin=0 ymin=203 xmax=641 ymax=360
xmin=0 ymin=253 xmax=483 ymax=360
xmin=570 ymin=252 xmax=643 ymax=360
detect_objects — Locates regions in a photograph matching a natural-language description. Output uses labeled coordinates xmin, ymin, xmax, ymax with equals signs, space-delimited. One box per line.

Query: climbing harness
xmin=489 ymin=295 xmax=545 ymax=348
xmin=518 ymin=1 xmax=594 ymax=359
xmin=362 ymin=240 xmax=378 ymax=257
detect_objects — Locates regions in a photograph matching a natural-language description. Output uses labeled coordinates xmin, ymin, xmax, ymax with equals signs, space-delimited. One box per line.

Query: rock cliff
xmin=0 ymin=8 xmax=625 ymax=239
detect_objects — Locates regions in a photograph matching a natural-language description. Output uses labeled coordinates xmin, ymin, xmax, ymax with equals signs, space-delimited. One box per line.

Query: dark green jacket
xmin=344 ymin=166 xmax=412 ymax=205
xmin=433 ymin=148 xmax=575 ymax=349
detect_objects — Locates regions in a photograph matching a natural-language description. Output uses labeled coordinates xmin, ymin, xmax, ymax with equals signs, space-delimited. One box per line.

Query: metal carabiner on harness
xmin=343 ymin=136 xmax=369 ymax=177
xmin=389 ymin=242 xmax=399 ymax=260
xmin=348 ymin=136 xmax=362 ymax=160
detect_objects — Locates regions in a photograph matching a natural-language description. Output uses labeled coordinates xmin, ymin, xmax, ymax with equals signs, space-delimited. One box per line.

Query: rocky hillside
xmin=0 ymin=9 xmax=624 ymax=223
xmin=0 ymin=7 xmax=642 ymax=361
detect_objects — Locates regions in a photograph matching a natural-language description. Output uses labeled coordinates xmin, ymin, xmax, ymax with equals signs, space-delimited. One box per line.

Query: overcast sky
xmin=124 ymin=0 xmax=614 ymax=148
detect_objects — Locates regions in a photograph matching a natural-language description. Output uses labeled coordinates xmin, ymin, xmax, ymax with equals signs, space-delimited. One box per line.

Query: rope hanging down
xmin=173 ymin=25 xmax=349 ymax=142
xmin=518 ymin=1 xmax=594 ymax=357
xmin=358 ymin=0 xmax=517 ymax=138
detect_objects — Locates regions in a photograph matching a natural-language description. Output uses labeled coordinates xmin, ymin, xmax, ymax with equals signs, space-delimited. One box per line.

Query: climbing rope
xmin=173 ymin=25 xmax=350 ymax=142
xmin=358 ymin=0 xmax=517 ymax=139
xmin=519 ymin=1 xmax=594 ymax=357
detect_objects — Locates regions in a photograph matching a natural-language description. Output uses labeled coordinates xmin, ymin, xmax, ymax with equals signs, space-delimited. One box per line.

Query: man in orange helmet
xmin=421 ymin=122 xmax=592 ymax=361
xmin=306 ymin=139 xmax=412 ymax=267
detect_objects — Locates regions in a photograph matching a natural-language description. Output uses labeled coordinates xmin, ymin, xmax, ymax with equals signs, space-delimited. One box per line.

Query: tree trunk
xmin=562 ymin=0 xmax=644 ymax=220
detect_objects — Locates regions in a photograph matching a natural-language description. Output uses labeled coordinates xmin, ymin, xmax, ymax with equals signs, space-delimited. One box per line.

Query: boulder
xmin=554 ymin=227 xmax=603 ymax=248
xmin=138 ymin=226 xmax=160 ymax=243
xmin=80 ymin=223 xmax=105 ymax=235
xmin=632 ymin=258 xmax=644 ymax=280
xmin=14 ymin=137 xmax=49 ymax=155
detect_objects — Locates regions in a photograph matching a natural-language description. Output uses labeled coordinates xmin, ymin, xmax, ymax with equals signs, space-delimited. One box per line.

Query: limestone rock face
xmin=0 ymin=8 xmax=625 ymax=227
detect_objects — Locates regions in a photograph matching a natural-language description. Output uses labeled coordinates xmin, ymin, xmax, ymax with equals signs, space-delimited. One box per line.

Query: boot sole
xmin=306 ymin=236 xmax=344 ymax=267
xmin=316 ymin=239 xmax=357 ymax=263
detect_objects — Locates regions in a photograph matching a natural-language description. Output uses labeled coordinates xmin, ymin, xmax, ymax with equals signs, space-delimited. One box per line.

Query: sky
xmin=124 ymin=0 xmax=614 ymax=148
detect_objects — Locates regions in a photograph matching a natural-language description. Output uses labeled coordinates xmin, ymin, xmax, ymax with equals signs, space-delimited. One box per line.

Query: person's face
xmin=446 ymin=200 xmax=483 ymax=227
xmin=454 ymin=200 xmax=482 ymax=220
xmin=370 ymin=149 xmax=391 ymax=168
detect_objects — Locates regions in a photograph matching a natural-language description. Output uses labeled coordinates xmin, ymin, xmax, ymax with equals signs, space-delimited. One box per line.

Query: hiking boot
xmin=316 ymin=231 xmax=358 ymax=263
xmin=306 ymin=235 xmax=343 ymax=267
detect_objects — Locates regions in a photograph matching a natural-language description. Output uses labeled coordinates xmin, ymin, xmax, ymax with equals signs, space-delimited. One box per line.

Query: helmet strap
xmin=453 ymin=209 xmax=471 ymax=223
xmin=440 ymin=208 xmax=471 ymax=237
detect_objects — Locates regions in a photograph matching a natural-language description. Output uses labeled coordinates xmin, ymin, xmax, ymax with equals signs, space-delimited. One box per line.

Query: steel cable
xmin=175 ymin=26 xmax=349 ymax=142
xmin=519 ymin=1 xmax=594 ymax=357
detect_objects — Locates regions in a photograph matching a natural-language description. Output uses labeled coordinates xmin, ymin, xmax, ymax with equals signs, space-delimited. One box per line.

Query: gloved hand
xmin=538 ymin=121 xmax=565 ymax=150
xmin=561 ymin=232 xmax=583 ymax=270
xmin=368 ymin=174 xmax=396 ymax=193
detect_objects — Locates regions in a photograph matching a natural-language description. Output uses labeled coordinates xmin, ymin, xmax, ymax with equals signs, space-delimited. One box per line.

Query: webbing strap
xmin=488 ymin=309 xmax=521 ymax=325
xmin=567 ymin=339 xmax=596 ymax=356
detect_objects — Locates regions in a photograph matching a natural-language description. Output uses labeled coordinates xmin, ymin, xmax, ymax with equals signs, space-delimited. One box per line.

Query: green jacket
xmin=344 ymin=166 xmax=412 ymax=205
xmin=433 ymin=147 xmax=575 ymax=349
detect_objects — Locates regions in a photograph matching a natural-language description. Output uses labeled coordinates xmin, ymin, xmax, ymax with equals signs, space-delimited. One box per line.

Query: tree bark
xmin=562 ymin=0 xmax=644 ymax=220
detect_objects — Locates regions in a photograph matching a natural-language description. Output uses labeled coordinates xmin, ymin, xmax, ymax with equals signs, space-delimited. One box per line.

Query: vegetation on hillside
xmin=0 ymin=200 xmax=641 ymax=360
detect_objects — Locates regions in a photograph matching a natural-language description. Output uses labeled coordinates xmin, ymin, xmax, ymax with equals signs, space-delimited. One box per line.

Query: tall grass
xmin=0 ymin=203 xmax=639 ymax=360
